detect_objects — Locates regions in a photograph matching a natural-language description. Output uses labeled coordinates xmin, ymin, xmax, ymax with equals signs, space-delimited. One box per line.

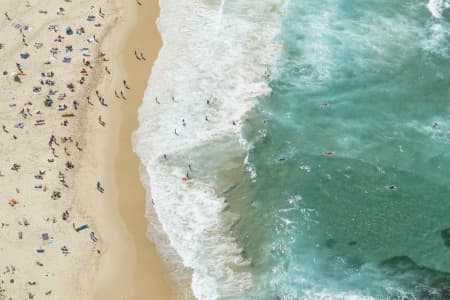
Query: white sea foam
xmin=425 ymin=0 xmax=450 ymax=57
xmin=134 ymin=0 xmax=285 ymax=298
xmin=427 ymin=0 xmax=450 ymax=18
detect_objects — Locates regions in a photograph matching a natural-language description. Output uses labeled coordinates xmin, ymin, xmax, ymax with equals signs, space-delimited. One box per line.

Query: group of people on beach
xmin=0 ymin=1 xmax=144 ymax=298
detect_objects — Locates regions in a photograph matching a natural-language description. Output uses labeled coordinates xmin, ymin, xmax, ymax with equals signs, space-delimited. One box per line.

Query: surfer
xmin=387 ymin=185 xmax=397 ymax=191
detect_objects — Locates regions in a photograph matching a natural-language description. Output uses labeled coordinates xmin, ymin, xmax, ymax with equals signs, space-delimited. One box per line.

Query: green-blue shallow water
xmin=230 ymin=0 xmax=450 ymax=298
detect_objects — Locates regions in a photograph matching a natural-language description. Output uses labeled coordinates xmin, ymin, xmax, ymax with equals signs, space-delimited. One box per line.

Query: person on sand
xmin=134 ymin=50 xmax=141 ymax=60
xmin=120 ymin=91 xmax=126 ymax=100
xmin=98 ymin=116 xmax=105 ymax=126
xmin=99 ymin=97 xmax=107 ymax=106
xmin=140 ymin=52 xmax=146 ymax=60
xmin=123 ymin=80 xmax=129 ymax=89
xmin=96 ymin=181 xmax=104 ymax=193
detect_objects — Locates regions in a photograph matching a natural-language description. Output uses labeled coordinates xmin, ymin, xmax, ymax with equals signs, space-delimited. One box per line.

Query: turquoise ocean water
xmin=136 ymin=0 xmax=450 ymax=299
xmin=233 ymin=0 xmax=450 ymax=299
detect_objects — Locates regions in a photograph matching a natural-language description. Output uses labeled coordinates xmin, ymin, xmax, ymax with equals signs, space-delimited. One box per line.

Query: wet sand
xmin=113 ymin=0 xmax=175 ymax=299
xmin=87 ymin=0 xmax=175 ymax=299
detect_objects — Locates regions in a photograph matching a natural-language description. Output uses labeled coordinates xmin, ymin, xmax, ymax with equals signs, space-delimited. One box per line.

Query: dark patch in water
xmin=380 ymin=256 xmax=450 ymax=299
xmin=325 ymin=238 xmax=337 ymax=248
xmin=441 ymin=229 xmax=450 ymax=247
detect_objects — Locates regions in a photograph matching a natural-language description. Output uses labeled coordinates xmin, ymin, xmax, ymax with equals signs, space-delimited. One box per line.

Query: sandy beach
xmin=0 ymin=0 xmax=173 ymax=299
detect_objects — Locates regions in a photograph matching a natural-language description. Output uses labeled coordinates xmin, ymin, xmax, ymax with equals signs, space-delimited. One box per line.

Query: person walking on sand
xmin=134 ymin=50 xmax=141 ymax=60
xmin=96 ymin=181 xmax=104 ymax=193
xmin=86 ymin=96 xmax=93 ymax=106
xmin=99 ymin=97 xmax=107 ymax=107
xmin=123 ymin=80 xmax=130 ymax=89
xmin=98 ymin=116 xmax=105 ymax=126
